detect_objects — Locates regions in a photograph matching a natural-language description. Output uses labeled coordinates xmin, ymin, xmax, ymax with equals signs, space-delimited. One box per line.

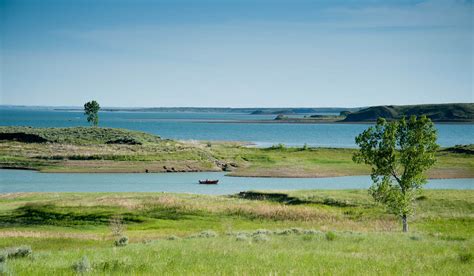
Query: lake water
xmin=1 ymin=108 xmax=473 ymax=147
xmin=1 ymin=170 xmax=472 ymax=195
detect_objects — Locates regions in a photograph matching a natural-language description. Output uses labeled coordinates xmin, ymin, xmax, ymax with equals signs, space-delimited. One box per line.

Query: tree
xmin=84 ymin=100 xmax=100 ymax=126
xmin=353 ymin=116 xmax=439 ymax=232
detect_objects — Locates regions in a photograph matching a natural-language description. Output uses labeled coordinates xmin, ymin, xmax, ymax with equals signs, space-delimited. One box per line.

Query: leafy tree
xmin=353 ymin=116 xmax=438 ymax=232
xmin=83 ymin=100 xmax=100 ymax=126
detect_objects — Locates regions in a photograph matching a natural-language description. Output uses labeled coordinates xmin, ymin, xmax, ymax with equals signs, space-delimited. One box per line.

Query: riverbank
xmin=1 ymin=126 xmax=473 ymax=178
xmin=0 ymin=190 xmax=472 ymax=274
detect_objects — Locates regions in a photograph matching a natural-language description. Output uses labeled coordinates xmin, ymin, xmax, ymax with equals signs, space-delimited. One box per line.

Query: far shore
xmin=201 ymin=119 xmax=474 ymax=125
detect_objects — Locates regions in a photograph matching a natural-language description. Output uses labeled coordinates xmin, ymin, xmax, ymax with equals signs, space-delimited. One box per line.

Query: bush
xmin=0 ymin=252 xmax=6 ymax=263
xmin=198 ymin=230 xmax=218 ymax=238
xmin=270 ymin=143 xmax=286 ymax=150
xmin=325 ymin=231 xmax=336 ymax=241
xmin=459 ymin=252 xmax=472 ymax=263
xmin=5 ymin=245 xmax=32 ymax=258
xmin=95 ymin=259 xmax=128 ymax=272
xmin=114 ymin=236 xmax=129 ymax=247
xmin=252 ymin=229 xmax=272 ymax=235
xmin=109 ymin=215 xmax=125 ymax=237
xmin=252 ymin=234 xmax=270 ymax=242
xmin=236 ymin=234 xmax=249 ymax=241
xmin=290 ymin=228 xmax=304 ymax=234
xmin=303 ymin=229 xmax=321 ymax=235
xmin=72 ymin=256 xmax=91 ymax=273
xmin=275 ymin=229 xmax=293 ymax=235
xmin=302 ymin=235 xmax=314 ymax=241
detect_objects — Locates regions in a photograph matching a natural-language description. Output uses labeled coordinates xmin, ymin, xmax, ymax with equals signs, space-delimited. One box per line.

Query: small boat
xmin=199 ymin=179 xmax=219 ymax=184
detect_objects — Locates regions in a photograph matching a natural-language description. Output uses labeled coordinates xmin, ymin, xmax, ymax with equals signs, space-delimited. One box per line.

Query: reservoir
xmin=1 ymin=169 xmax=472 ymax=195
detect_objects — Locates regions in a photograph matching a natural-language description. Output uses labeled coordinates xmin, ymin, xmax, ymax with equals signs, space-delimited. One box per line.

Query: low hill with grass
xmin=0 ymin=126 xmax=161 ymax=145
xmin=343 ymin=103 xmax=474 ymax=122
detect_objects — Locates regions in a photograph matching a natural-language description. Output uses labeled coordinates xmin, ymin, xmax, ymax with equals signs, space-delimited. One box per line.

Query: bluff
xmin=343 ymin=103 xmax=474 ymax=122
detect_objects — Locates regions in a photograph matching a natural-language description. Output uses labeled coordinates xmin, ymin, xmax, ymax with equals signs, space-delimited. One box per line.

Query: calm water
xmin=0 ymin=170 xmax=472 ymax=194
xmin=1 ymin=108 xmax=473 ymax=147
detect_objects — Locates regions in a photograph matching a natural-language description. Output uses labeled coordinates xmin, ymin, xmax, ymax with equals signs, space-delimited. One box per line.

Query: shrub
xmin=303 ymin=229 xmax=321 ymax=235
xmin=253 ymin=229 xmax=272 ymax=235
xmin=95 ymin=259 xmax=128 ymax=272
xmin=198 ymin=230 xmax=218 ymax=238
xmin=290 ymin=228 xmax=304 ymax=234
xmin=0 ymin=252 xmax=6 ymax=263
xmin=236 ymin=234 xmax=249 ymax=241
xmin=302 ymin=235 xmax=314 ymax=241
xmin=72 ymin=256 xmax=91 ymax=273
xmin=270 ymin=143 xmax=286 ymax=150
xmin=114 ymin=236 xmax=129 ymax=247
xmin=5 ymin=245 xmax=32 ymax=258
xmin=459 ymin=252 xmax=472 ymax=263
xmin=109 ymin=215 xmax=125 ymax=237
xmin=325 ymin=231 xmax=336 ymax=241
xmin=252 ymin=234 xmax=270 ymax=242
xmin=275 ymin=229 xmax=293 ymax=235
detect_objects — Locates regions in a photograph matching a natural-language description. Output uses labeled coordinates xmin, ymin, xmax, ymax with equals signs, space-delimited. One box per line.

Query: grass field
xmin=0 ymin=190 xmax=472 ymax=274
xmin=1 ymin=126 xmax=473 ymax=178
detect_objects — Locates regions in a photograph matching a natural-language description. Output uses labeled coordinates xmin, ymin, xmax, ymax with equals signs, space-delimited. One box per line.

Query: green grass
xmin=0 ymin=126 xmax=162 ymax=145
xmin=0 ymin=190 xmax=472 ymax=274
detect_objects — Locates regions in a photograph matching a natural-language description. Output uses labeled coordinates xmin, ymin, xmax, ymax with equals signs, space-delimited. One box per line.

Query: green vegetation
xmin=354 ymin=116 xmax=439 ymax=232
xmin=272 ymin=114 xmax=345 ymax=123
xmin=0 ymin=126 xmax=472 ymax=178
xmin=83 ymin=100 xmax=100 ymax=126
xmin=0 ymin=190 xmax=472 ymax=274
xmin=0 ymin=126 xmax=162 ymax=145
xmin=344 ymin=103 xmax=474 ymax=122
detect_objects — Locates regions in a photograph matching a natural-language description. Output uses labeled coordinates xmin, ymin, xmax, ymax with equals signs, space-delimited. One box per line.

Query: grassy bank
xmin=0 ymin=190 xmax=472 ymax=274
xmin=0 ymin=126 xmax=473 ymax=178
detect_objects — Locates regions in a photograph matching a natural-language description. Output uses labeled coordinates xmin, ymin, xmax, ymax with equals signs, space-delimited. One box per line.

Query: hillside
xmin=0 ymin=126 xmax=161 ymax=145
xmin=343 ymin=103 xmax=474 ymax=122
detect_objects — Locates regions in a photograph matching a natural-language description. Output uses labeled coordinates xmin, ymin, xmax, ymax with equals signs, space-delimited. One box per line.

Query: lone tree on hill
xmin=353 ymin=116 xmax=439 ymax=232
xmin=84 ymin=100 xmax=100 ymax=126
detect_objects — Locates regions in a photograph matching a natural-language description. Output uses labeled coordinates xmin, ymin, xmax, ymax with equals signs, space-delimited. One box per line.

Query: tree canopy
xmin=84 ymin=100 xmax=100 ymax=127
xmin=353 ymin=116 xmax=439 ymax=232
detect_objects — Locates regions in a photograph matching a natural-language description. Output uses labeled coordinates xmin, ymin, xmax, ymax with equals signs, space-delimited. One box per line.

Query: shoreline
xmin=201 ymin=119 xmax=474 ymax=125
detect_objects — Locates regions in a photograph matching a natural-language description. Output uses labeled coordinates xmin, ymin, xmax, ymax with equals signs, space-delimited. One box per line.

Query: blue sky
xmin=1 ymin=0 xmax=472 ymax=107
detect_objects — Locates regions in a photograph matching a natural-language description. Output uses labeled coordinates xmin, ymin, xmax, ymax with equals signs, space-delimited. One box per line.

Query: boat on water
xmin=199 ymin=179 xmax=219 ymax=184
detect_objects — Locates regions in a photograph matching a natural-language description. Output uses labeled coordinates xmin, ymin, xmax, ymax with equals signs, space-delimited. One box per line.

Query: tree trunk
xmin=402 ymin=215 xmax=408 ymax=232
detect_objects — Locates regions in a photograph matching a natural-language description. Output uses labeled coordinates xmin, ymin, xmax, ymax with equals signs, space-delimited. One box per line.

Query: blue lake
xmin=1 ymin=108 xmax=473 ymax=147
xmin=0 ymin=170 xmax=472 ymax=195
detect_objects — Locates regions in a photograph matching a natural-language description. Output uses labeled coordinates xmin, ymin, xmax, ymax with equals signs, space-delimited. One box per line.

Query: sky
xmin=0 ymin=0 xmax=472 ymax=108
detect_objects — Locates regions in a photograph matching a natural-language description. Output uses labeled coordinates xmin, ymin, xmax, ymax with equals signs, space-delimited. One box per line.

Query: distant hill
xmin=342 ymin=103 xmax=474 ymax=122
xmin=250 ymin=107 xmax=361 ymax=115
